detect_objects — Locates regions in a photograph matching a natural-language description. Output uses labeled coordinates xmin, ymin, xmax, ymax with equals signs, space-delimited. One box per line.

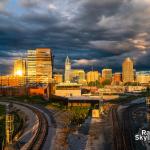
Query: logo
xmin=135 ymin=129 xmax=150 ymax=143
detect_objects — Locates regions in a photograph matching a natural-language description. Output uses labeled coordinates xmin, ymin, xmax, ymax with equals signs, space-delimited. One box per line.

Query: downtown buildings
xmin=65 ymin=56 xmax=71 ymax=82
xmin=1 ymin=49 xmax=150 ymax=97
xmin=64 ymin=56 xmax=86 ymax=84
xmin=27 ymin=48 xmax=53 ymax=84
xmin=0 ymin=48 xmax=53 ymax=97
xmin=86 ymin=71 xmax=99 ymax=83
xmin=122 ymin=57 xmax=134 ymax=83
xmin=14 ymin=59 xmax=26 ymax=76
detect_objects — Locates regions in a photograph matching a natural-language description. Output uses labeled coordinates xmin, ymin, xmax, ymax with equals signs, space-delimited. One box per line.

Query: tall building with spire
xmin=65 ymin=56 xmax=71 ymax=82
xmin=122 ymin=57 xmax=134 ymax=83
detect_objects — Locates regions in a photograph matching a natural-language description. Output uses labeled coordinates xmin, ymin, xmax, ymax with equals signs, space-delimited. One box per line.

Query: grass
xmin=14 ymin=95 xmax=47 ymax=104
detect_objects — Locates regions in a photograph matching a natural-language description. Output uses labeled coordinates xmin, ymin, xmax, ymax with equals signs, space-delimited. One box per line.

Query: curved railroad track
xmin=1 ymin=101 xmax=48 ymax=150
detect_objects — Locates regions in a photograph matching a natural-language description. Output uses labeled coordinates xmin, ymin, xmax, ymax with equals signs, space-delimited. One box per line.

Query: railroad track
xmin=111 ymin=104 xmax=134 ymax=150
xmin=26 ymin=108 xmax=48 ymax=150
xmin=122 ymin=106 xmax=135 ymax=150
xmin=1 ymin=101 xmax=48 ymax=150
xmin=111 ymin=105 xmax=125 ymax=150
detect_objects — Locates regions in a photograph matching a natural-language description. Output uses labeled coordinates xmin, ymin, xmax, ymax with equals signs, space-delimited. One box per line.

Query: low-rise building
xmin=136 ymin=74 xmax=150 ymax=84
xmin=99 ymin=85 xmax=125 ymax=94
xmin=53 ymin=74 xmax=63 ymax=83
xmin=125 ymin=86 xmax=147 ymax=92
xmin=55 ymin=82 xmax=81 ymax=97
xmin=0 ymin=75 xmax=26 ymax=87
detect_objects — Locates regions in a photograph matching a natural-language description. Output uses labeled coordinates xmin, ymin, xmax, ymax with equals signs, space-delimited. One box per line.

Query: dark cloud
xmin=0 ymin=0 xmax=150 ymax=74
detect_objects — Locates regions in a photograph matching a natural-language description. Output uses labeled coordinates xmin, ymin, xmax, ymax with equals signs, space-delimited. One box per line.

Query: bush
xmin=70 ymin=108 xmax=89 ymax=126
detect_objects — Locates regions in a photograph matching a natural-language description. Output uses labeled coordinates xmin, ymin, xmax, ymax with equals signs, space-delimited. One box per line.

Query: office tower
xmin=71 ymin=69 xmax=86 ymax=84
xmin=27 ymin=50 xmax=36 ymax=84
xmin=36 ymin=48 xmax=53 ymax=84
xmin=14 ymin=59 xmax=26 ymax=76
xmin=112 ymin=72 xmax=122 ymax=85
xmin=86 ymin=71 xmax=99 ymax=83
xmin=65 ymin=56 xmax=71 ymax=82
xmin=122 ymin=57 xmax=134 ymax=83
xmin=102 ymin=69 xmax=112 ymax=80
xmin=54 ymin=74 xmax=63 ymax=83
xmin=27 ymin=48 xmax=53 ymax=84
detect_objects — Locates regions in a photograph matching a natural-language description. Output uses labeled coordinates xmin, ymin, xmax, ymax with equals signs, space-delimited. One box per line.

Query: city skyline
xmin=1 ymin=0 xmax=150 ymax=73
xmin=0 ymin=51 xmax=149 ymax=76
xmin=0 ymin=1 xmax=150 ymax=150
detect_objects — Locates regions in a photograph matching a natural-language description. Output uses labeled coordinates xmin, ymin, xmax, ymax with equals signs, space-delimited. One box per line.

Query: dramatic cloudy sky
xmin=0 ymin=0 xmax=150 ymax=74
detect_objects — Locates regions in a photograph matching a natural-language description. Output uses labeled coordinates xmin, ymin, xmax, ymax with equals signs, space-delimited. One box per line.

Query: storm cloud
xmin=0 ymin=0 xmax=150 ymax=74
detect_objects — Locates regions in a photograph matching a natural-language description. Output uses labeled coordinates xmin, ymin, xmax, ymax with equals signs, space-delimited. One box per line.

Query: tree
xmin=88 ymin=80 xmax=103 ymax=88
xmin=101 ymin=79 xmax=111 ymax=86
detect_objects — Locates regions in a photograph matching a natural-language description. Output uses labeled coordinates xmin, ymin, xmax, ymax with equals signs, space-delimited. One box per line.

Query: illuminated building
xmin=27 ymin=48 xmax=53 ymax=84
xmin=54 ymin=74 xmax=63 ymax=83
xmin=112 ymin=72 xmax=122 ymax=85
xmin=27 ymin=50 xmax=36 ymax=84
xmin=65 ymin=56 xmax=71 ymax=82
xmin=86 ymin=71 xmax=99 ymax=83
xmin=36 ymin=48 xmax=53 ymax=84
xmin=71 ymin=69 xmax=86 ymax=84
xmin=55 ymin=82 xmax=81 ymax=97
xmin=64 ymin=57 xmax=86 ymax=84
xmin=102 ymin=69 xmax=112 ymax=80
xmin=14 ymin=59 xmax=26 ymax=76
xmin=0 ymin=75 xmax=25 ymax=87
xmin=122 ymin=57 xmax=134 ymax=83
xmin=136 ymin=74 xmax=150 ymax=84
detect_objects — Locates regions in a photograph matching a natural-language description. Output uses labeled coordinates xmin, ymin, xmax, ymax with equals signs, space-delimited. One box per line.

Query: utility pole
xmin=4 ymin=104 xmax=15 ymax=150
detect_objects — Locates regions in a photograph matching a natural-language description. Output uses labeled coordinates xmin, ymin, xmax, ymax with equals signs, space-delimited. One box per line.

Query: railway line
xmin=25 ymin=107 xmax=48 ymax=150
xmin=0 ymin=101 xmax=49 ymax=150
xmin=111 ymin=104 xmax=135 ymax=150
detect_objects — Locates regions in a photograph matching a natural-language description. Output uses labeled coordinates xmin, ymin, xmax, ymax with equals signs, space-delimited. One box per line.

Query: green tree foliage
xmin=124 ymin=82 xmax=141 ymax=86
xmin=88 ymin=80 xmax=103 ymax=88
xmin=101 ymin=79 xmax=111 ymax=86
xmin=70 ymin=108 xmax=89 ymax=126
xmin=88 ymin=79 xmax=112 ymax=88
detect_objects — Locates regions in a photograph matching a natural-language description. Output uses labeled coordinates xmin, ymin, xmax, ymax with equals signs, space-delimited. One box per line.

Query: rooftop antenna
xmin=92 ymin=65 xmax=94 ymax=71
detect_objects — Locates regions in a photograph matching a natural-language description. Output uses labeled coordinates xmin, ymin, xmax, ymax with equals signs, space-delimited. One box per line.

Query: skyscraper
xmin=14 ymin=59 xmax=26 ymax=76
xmin=71 ymin=69 xmax=86 ymax=84
xmin=86 ymin=71 xmax=99 ymax=83
xmin=27 ymin=48 xmax=53 ymax=84
xmin=36 ymin=48 xmax=53 ymax=84
xmin=122 ymin=57 xmax=134 ymax=83
xmin=27 ymin=50 xmax=36 ymax=84
xmin=65 ymin=56 xmax=71 ymax=82
xmin=102 ymin=69 xmax=112 ymax=80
